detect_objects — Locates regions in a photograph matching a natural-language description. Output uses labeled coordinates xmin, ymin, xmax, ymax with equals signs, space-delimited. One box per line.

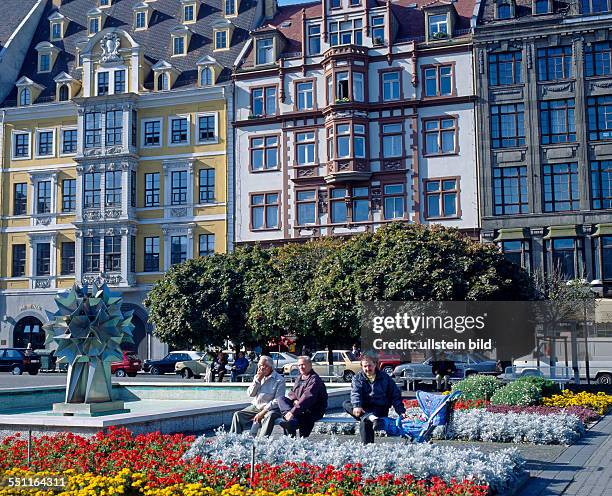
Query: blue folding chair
xmin=378 ymin=390 xmax=461 ymax=443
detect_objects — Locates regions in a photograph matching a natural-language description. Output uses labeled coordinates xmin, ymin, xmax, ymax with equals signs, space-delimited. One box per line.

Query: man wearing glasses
xmin=229 ymin=355 xmax=286 ymax=437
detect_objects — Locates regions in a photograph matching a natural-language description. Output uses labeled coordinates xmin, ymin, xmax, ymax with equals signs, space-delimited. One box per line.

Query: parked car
xmin=111 ymin=351 xmax=142 ymax=377
xmin=269 ymin=351 xmax=299 ymax=373
xmin=377 ymin=352 xmax=402 ymax=375
xmin=143 ymin=351 xmax=205 ymax=375
xmin=0 ymin=348 xmax=41 ymax=375
xmin=283 ymin=350 xmax=361 ymax=382
xmin=392 ymin=352 xmax=498 ymax=384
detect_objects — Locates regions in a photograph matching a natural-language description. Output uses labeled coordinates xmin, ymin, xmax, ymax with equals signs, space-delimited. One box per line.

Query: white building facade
xmin=233 ymin=0 xmax=480 ymax=244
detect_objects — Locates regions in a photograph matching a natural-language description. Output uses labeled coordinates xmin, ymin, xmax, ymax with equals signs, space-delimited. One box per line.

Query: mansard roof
xmin=0 ymin=0 xmax=38 ymax=49
xmin=478 ymin=0 xmax=571 ymax=25
xmin=2 ymin=0 xmax=262 ymax=106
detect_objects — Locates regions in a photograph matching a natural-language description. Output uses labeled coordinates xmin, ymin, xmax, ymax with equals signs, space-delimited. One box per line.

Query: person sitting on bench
xmin=278 ymin=356 xmax=328 ymax=438
xmin=343 ymin=352 xmax=406 ymax=444
xmin=431 ymin=352 xmax=456 ymax=392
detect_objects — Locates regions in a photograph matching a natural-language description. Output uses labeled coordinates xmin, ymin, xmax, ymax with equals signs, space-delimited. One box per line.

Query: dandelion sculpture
xmin=44 ymin=283 xmax=134 ymax=414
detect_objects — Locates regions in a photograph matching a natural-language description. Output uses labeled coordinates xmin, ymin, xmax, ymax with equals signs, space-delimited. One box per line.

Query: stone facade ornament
xmin=100 ymin=33 xmax=121 ymax=64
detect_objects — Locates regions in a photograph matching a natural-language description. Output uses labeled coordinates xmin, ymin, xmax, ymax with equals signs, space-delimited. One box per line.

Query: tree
xmin=145 ymin=223 xmax=534 ymax=348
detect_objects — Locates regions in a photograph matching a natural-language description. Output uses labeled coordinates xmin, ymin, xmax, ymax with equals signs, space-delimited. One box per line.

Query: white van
xmin=513 ymin=337 xmax=612 ymax=384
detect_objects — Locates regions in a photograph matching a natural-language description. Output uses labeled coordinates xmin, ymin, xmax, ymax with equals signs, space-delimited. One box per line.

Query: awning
xmin=493 ymin=228 xmax=529 ymax=241
xmin=543 ymin=225 xmax=580 ymax=239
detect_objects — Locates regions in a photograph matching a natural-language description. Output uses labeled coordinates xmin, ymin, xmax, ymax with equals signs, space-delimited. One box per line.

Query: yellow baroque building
xmin=0 ymin=0 xmax=262 ymax=358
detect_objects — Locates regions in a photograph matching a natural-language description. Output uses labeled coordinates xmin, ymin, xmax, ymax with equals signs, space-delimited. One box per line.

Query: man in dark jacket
xmin=343 ymin=352 xmax=406 ymax=444
xmin=278 ymin=356 xmax=328 ymax=437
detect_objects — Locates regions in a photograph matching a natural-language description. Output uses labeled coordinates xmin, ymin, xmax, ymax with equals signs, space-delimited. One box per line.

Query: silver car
xmin=269 ymin=351 xmax=299 ymax=372
xmin=392 ymin=352 xmax=498 ymax=381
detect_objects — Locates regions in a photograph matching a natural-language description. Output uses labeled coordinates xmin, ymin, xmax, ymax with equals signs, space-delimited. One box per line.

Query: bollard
xmin=250 ymin=443 xmax=256 ymax=487
xmin=27 ymin=429 xmax=32 ymax=467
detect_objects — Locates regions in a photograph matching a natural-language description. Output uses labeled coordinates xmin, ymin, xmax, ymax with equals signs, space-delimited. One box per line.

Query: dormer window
xmin=133 ymin=2 xmax=152 ymax=30
xmin=171 ymin=25 xmax=190 ymax=56
xmin=496 ymin=0 xmax=514 ymax=19
xmin=533 ymin=0 xmax=550 ymax=14
xmin=19 ymin=88 xmax=31 ymax=106
xmin=215 ymin=30 xmax=228 ymax=50
xmin=51 ymin=23 xmax=62 ymax=40
xmin=182 ymin=1 xmax=197 ymax=23
xmin=135 ymin=11 xmax=146 ymax=29
xmin=99 ymin=0 xmax=111 ymax=7
xmin=256 ymin=38 xmax=274 ymax=65
xmin=16 ymin=77 xmax=44 ymax=107
xmin=225 ymin=0 xmax=237 ymax=16
xmin=90 ymin=18 xmax=99 ymax=35
xmin=428 ymin=14 xmax=448 ymax=39
xmin=49 ymin=11 xmax=67 ymax=41
xmin=152 ymin=60 xmax=177 ymax=91
xmin=54 ymin=72 xmax=81 ymax=102
xmin=59 ymin=85 xmax=69 ymax=101
xmin=36 ymin=42 xmax=59 ymax=74
xmin=197 ymin=55 xmax=220 ymax=87
xmin=158 ymin=73 xmax=169 ymax=90
xmin=39 ymin=54 xmax=51 ymax=72
xmin=201 ymin=67 xmax=213 ymax=85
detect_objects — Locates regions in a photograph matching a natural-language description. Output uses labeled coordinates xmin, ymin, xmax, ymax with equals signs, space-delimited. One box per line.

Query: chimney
xmin=264 ymin=0 xmax=277 ymax=19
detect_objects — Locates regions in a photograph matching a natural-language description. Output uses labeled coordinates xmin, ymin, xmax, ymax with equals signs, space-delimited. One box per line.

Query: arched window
xmin=19 ymin=88 xmax=31 ymax=106
xmin=200 ymin=67 xmax=213 ymax=86
xmin=158 ymin=72 xmax=169 ymax=91
xmin=59 ymin=84 xmax=69 ymax=102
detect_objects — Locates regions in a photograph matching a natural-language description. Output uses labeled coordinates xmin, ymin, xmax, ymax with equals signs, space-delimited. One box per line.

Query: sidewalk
xmin=517 ymin=414 xmax=612 ymax=496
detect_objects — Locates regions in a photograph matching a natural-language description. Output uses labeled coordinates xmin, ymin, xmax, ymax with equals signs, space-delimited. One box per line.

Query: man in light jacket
xmin=230 ymin=355 xmax=286 ymax=437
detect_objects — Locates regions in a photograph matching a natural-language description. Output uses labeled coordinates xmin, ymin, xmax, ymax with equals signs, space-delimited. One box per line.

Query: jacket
xmin=247 ymin=370 xmax=286 ymax=411
xmin=350 ymin=370 xmax=406 ymax=416
xmin=288 ymin=371 xmax=328 ymax=419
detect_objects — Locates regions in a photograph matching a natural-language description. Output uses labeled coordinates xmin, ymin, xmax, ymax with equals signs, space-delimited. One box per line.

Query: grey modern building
xmin=474 ymin=0 xmax=612 ymax=294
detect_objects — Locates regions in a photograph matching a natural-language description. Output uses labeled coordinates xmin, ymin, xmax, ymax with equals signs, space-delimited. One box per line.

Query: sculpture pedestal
xmin=52 ymin=401 xmax=128 ymax=416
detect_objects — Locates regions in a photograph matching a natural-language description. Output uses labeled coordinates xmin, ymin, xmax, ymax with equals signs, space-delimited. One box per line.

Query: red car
xmin=111 ymin=351 xmax=142 ymax=377
xmin=378 ymin=352 xmax=402 ymax=375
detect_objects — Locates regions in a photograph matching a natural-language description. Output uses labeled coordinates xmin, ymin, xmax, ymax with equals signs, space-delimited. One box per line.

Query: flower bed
xmin=485 ymin=405 xmax=600 ymax=424
xmin=403 ymin=398 xmax=489 ymax=410
xmin=542 ymin=390 xmax=612 ymax=415
xmin=446 ymin=409 xmax=584 ymax=444
xmin=185 ymin=432 xmax=526 ymax=494
xmin=315 ymin=407 xmax=585 ymax=445
xmin=0 ymin=467 xmax=489 ymax=496
xmin=0 ymin=427 xmax=516 ymax=495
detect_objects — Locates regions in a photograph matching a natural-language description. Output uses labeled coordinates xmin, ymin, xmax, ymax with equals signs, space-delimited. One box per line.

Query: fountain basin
xmin=0 ymin=382 xmax=350 ymax=438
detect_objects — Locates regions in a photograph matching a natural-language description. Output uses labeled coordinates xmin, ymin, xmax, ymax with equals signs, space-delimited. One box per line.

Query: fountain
xmin=0 ymin=284 xmax=351 ymax=437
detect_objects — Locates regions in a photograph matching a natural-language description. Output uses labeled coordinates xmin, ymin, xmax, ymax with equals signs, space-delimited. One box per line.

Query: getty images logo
xmin=372 ymin=313 xmax=487 ymax=334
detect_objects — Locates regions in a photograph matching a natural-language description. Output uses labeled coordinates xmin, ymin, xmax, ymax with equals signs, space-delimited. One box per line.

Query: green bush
xmin=452 ymin=374 xmax=503 ymax=401
xmin=515 ymin=375 xmax=561 ymax=398
xmin=490 ymin=381 xmax=542 ymax=406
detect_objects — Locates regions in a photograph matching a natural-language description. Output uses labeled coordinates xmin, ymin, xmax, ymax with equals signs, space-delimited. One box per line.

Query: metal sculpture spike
xmin=44 ymin=283 xmax=134 ymax=404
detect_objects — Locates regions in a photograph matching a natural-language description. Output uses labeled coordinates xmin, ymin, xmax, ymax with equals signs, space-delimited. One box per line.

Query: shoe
xmin=280 ymin=418 xmax=298 ymax=436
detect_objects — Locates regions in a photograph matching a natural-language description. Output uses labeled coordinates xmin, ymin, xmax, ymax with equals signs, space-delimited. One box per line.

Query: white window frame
xmin=214 ymin=29 xmax=229 ymax=50
xmin=12 ymin=130 xmax=32 ymax=161
xmin=88 ymin=16 xmax=100 ymax=36
xmin=183 ymin=3 xmax=197 ymax=23
xmin=34 ymin=128 xmax=56 ymax=159
xmin=96 ymin=67 xmax=128 ymax=96
xmin=134 ymin=11 xmax=147 ymax=30
xmin=141 ymin=118 xmax=163 ymax=148
xmin=38 ymin=52 xmax=52 ymax=73
xmin=59 ymin=127 xmax=78 ymax=157
xmin=167 ymin=114 xmax=191 ymax=146
xmin=172 ymin=35 xmax=187 ymax=56
xmin=196 ymin=112 xmax=219 ymax=144
xmin=51 ymin=22 xmax=63 ymax=41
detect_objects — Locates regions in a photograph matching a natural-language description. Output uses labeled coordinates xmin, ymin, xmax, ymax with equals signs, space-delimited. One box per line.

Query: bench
xmin=501 ymin=366 xmax=572 ymax=389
